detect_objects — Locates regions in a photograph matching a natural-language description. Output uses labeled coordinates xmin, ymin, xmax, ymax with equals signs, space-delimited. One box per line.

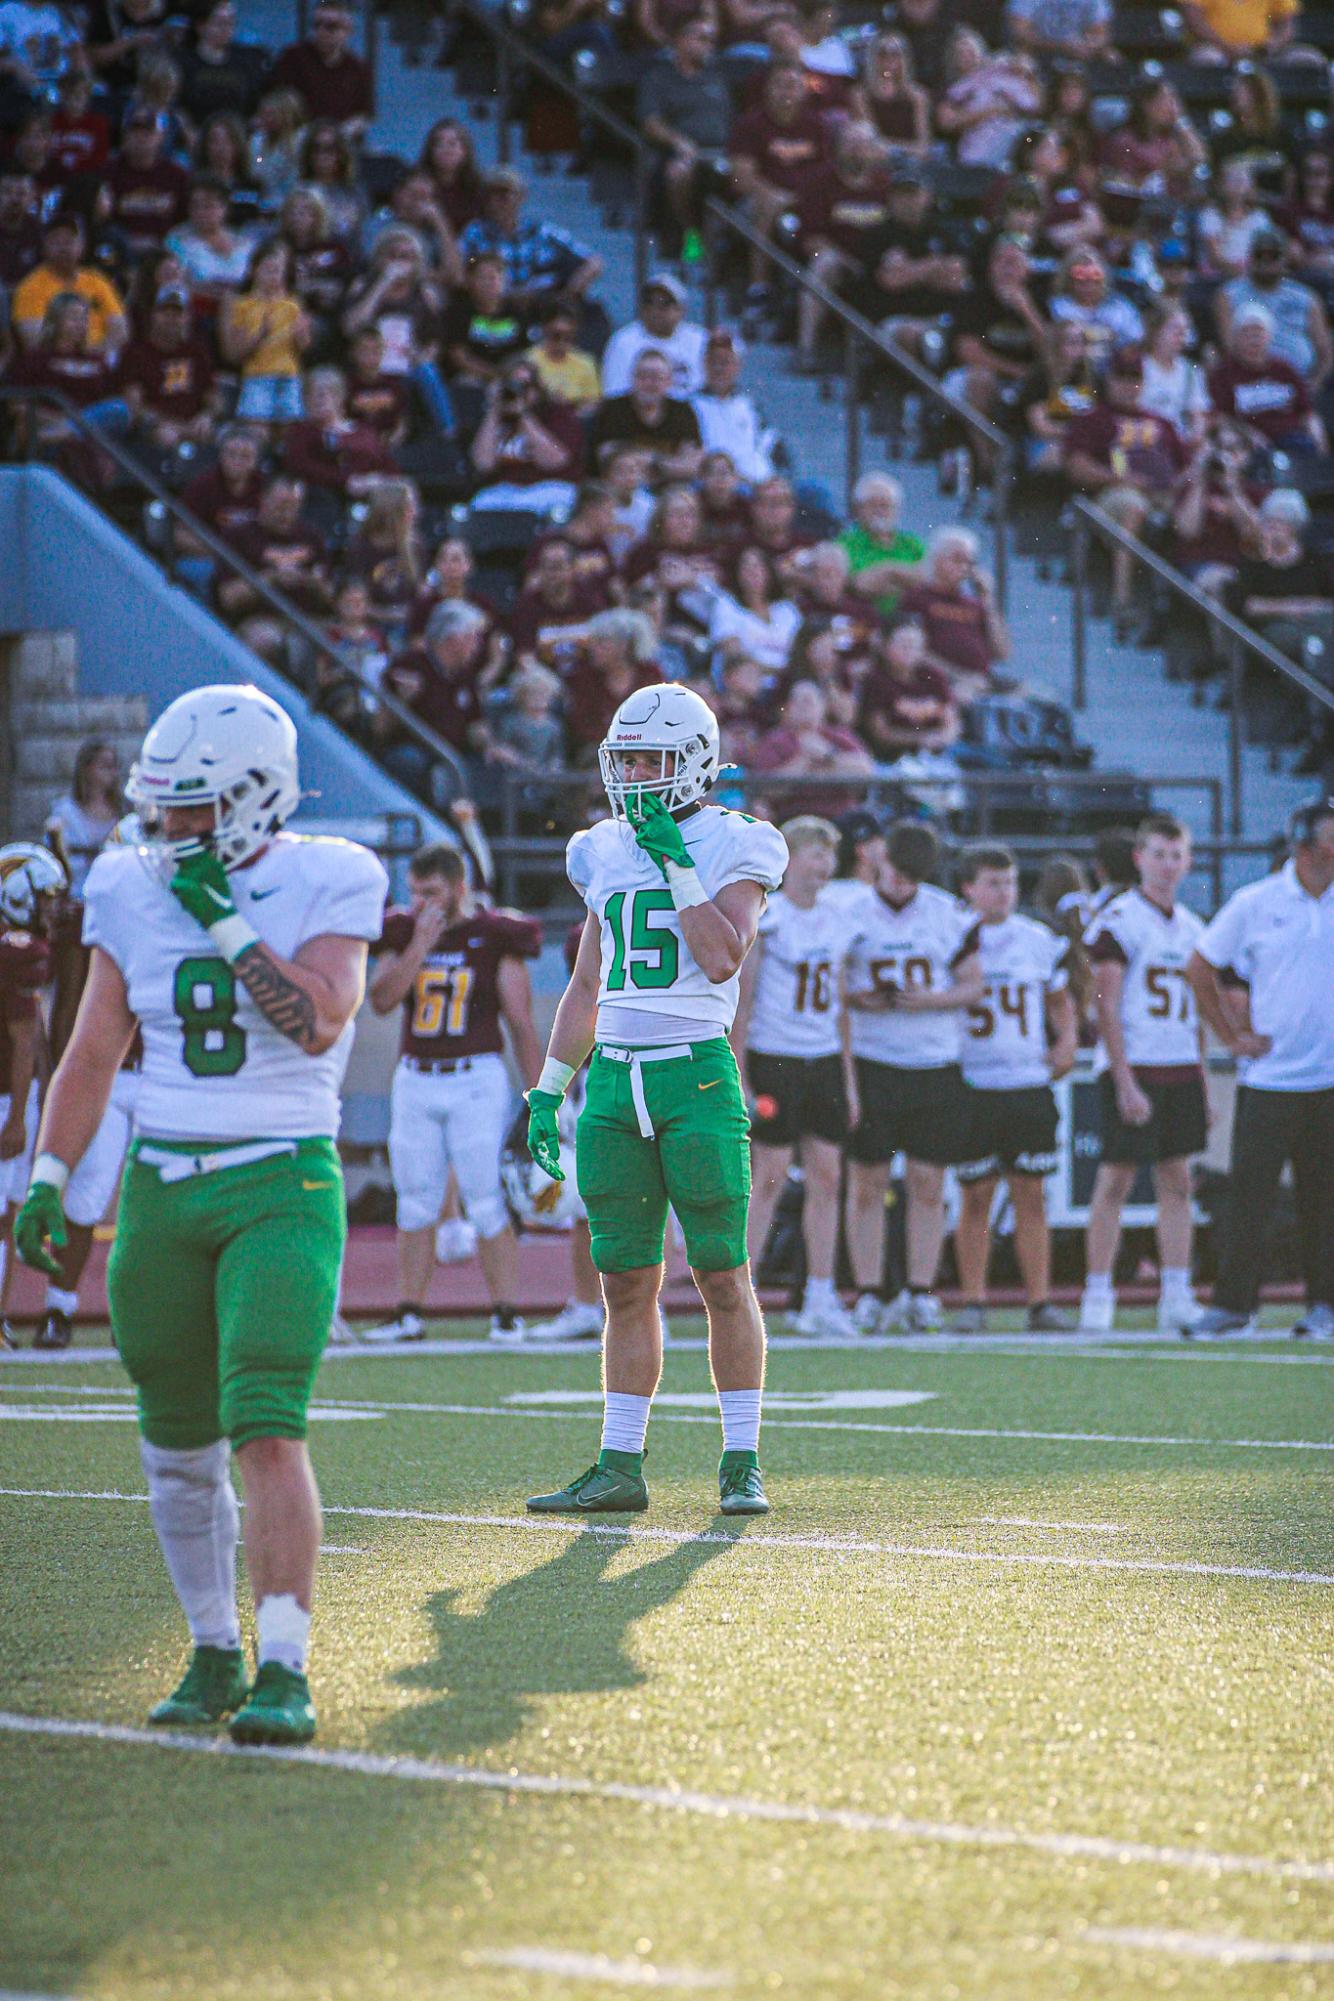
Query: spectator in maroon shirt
xmin=376 ymin=600 xmax=495 ymax=803
xmin=11 ymin=293 xmax=125 ymax=464
xmin=730 ymin=62 xmax=829 ymax=288
xmin=747 ymin=678 xmax=874 ymax=816
xmin=1170 ymin=419 xmax=1263 ymax=602
xmin=469 ymin=357 xmax=584 ymax=508
xmin=1207 ymin=305 xmax=1325 ymax=454
xmin=216 ymin=475 xmax=333 ymax=655
xmin=525 ymin=481 xmax=620 ymax=596
xmin=858 ymin=614 xmax=960 ymax=758
xmin=697 ymin=449 xmax=751 ymax=552
xmin=897 ymin=527 xmax=1009 ymax=696
xmin=344 ymin=478 xmax=427 ymax=632
xmin=509 ymin=537 xmax=609 ymax=672
xmin=561 ymin=609 xmax=660 ymax=758
xmin=344 ymin=326 xmax=411 ymax=446
xmin=120 ymin=286 xmax=219 ymax=449
xmin=282 ymin=364 xmax=399 ymax=499
xmin=48 ymin=71 xmax=112 ymax=181
xmin=418 ymin=118 xmax=484 ymax=235
xmin=105 ymin=108 xmax=190 ymax=259
xmin=1063 ymin=344 xmax=1189 ymax=622
xmin=269 ymin=2 xmax=373 ymax=140
xmin=0 ymin=170 xmax=42 ymax=288
xmin=179 ymin=424 xmax=265 ymax=547
xmin=795 ymin=119 xmax=893 ymax=367
xmin=748 ymin=473 xmax=811 ymax=585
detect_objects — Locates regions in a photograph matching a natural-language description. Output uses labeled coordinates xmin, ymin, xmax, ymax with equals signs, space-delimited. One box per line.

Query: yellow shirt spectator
xmin=1186 ymin=0 xmax=1298 ymax=51
xmin=226 ymin=293 xmax=306 ymax=378
xmin=13 ymin=265 xmax=127 ymax=353
xmin=525 ymin=341 xmax=601 ymax=413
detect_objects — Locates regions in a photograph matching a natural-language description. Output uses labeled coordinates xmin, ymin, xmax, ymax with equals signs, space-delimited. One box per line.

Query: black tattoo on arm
xmin=234 ymin=944 xmax=319 ymax=1049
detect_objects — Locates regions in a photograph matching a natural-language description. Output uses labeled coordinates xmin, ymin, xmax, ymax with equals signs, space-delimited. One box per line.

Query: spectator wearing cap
xmin=601 ymin=271 xmax=708 ymax=398
xmin=793 ymin=120 xmax=894 ymax=371
xmin=120 ymin=285 xmax=219 ymax=450
xmin=1006 ymin=0 xmax=1110 ymax=60
xmin=1217 ymin=230 xmax=1333 ymax=393
xmin=469 ymin=356 xmax=584 ymax=516
xmin=847 ymin=157 xmax=969 ymax=364
xmin=282 ymin=364 xmax=399 ymax=499
xmin=105 ymin=108 xmax=191 ymax=261
xmin=459 ymin=168 xmax=602 ymax=316
xmin=897 ymin=526 xmax=1008 ymax=697
xmin=1186 ymin=802 xmax=1334 ymax=1339
xmin=525 ymin=295 xmax=601 ymax=413
xmin=837 ymin=471 xmax=925 ymax=619
xmin=1048 ymin=248 xmax=1143 ymax=373
xmin=1062 ymin=344 xmax=1189 ymax=623
xmin=729 ymin=61 xmax=830 ymax=289
xmin=590 ymin=347 xmax=703 ymax=485
xmin=689 ymin=326 xmax=777 ymax=484
xmin=637 ymin=15 xmax=732 ymax=244
xmin=269 ymin=2 xmax=373 ymax=139
xmin=13 ymin=211 xmax=127 ymax=355
xmin=1208 ymin=305 xmax=1325 ymax=453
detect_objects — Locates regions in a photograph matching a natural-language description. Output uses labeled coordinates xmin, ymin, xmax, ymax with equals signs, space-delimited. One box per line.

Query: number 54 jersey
xmin=82 ymin=833 xmax=388 ymax=1141
xmin=568 ymin=807 xmax=789 ymax=1045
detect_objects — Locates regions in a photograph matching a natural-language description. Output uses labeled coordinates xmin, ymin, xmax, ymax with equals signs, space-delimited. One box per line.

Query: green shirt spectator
xmin=837 ymin=473 xmax=925 ymax=618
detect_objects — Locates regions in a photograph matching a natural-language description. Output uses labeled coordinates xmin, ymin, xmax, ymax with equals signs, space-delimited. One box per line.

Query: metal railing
xmin=0 ymin=387 xmax=468 ymax=801
xmin=461 ymin=1 xmax=1016 ymax=598
xmin=1069 ymin=499 xmax=1334 ymax=837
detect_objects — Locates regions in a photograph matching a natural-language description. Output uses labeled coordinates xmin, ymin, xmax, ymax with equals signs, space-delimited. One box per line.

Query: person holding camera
xmin=468 ymin=357 xmax=583 ymax=516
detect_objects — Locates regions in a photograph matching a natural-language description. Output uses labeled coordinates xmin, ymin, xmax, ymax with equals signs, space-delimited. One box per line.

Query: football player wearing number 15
xmin=525 ymin=684 xmax=788 ymax=1518
xmin=13 ymin=685 xmax=388 ymax=1748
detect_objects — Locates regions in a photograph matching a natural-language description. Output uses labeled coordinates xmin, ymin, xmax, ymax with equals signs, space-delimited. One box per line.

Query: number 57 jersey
xmin=82 ymin=834 xmax=388 ymax=1140
xmin=568 ymin=807 xmax=788 ymax=1045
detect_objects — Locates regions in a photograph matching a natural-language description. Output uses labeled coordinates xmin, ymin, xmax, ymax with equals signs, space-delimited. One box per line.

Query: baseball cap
xmin=156 ymin=285 xmax=191 ymax=307
xmin=644 ymin=270 xmax=686 ymax=304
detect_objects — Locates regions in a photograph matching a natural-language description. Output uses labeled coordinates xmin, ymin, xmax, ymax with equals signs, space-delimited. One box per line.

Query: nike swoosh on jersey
xmin=250 ymin=887 xmax=282 ymax=901
xmin=698 ymin=1079 xmax=722 ymax=1091
xmin=302 ymin=1179 xmax=333 ymax=1190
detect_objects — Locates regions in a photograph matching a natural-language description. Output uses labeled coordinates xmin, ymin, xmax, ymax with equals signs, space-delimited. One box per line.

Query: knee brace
xmin=139 ymin=1437 xmax=241 ymax=1649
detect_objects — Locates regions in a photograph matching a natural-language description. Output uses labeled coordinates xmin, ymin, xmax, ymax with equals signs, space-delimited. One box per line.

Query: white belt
xmin=136 ymin=1139 xmax=298 ymax=1184
xmin=599 ymin=1043 xmax=694 ymax=1139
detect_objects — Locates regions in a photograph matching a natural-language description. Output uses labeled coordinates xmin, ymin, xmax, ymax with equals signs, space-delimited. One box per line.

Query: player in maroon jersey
xmin=0 ymin=844 xmax=65 ymax=1336
xmin=363 ymin=843 xmax=545 ymax=1342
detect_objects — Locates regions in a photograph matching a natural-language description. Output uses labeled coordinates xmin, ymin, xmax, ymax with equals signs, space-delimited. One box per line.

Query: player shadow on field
xmin=378 ymin=1521 xmax=751 ymax=1762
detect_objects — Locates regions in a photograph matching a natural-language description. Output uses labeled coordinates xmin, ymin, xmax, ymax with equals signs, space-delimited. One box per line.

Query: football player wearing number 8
xmin=524 ymin=684 xmax=788 ymax=1517
xmin=1080 ymin=815 xmax=1208 ymax=1333
xmin=13 ymin=685 xmax=388 ymax=1746
xmin=952 ymin=847 xmax=1078 ymax=1333
xmin=731 ymin=816 xmax=860 ymax=1341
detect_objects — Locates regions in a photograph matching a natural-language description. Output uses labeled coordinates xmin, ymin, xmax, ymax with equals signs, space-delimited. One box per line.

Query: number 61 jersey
xmin=82 ymin=833 xmax=388 ymax=1140
xmin=568 ymin=807 xmax=788 ymax=1045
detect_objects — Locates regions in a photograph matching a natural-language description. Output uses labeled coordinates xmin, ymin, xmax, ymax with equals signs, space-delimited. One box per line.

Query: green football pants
xmin=107 ymin=1137 xmax=346 ymax=1451
xmin=575 ymin=1038 xmax=751 ymax=1274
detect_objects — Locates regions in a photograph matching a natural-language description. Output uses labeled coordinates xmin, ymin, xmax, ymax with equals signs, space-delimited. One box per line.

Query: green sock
xmin=719 ymin=1448 xmax=759 ymax=1470
xmin=597 ymin=1447 xmax=644 ymax=1475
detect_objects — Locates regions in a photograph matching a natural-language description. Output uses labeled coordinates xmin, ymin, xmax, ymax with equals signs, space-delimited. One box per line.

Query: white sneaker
xmin=362 ymin=1310 xmax=425 ymax=1345
xmin=852 ymin=1292 xmax=885 ymax=1336
xmin=881 ymin=1288 xmax=914 ymax=1332
xmin=488 ymin=1314 xmax=528 ymax=1344
xmin=1293 ymin=1303 xmax=1334 ymax=1340
xmin=1078 ymin=1292 xmax=1114 ymax=1332
xmin=435 ymin=1218 xmax=477 ymax=1264
xmin=905 ymin=1291 xmax=943 ymax=1333
xmin=328 ymin=1310 xmax=359 ymax=1346
xmin=1160 ymin=1291 xmax=1204 ymax=1334
xmin=794 ymin=1293 xmax=859 ymax=1340
xmin=529 ymin=1299 xmax=604 ymax=1343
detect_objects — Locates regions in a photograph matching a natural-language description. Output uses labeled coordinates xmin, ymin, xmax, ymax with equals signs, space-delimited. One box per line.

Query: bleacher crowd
xmin=1 ymin=0 xmax=1333 ymax=837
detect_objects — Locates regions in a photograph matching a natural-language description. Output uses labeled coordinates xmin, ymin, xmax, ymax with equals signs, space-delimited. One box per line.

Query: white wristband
xmin=31 ymin=1152 xmax=70 ymax=1195
xmin=665 ymin=859 xmax=709 ymax=911
xmin=536 ymin=1057 xmax=576 ymax=1101
xmin=209 ymin=914 xmax=260 ymax=965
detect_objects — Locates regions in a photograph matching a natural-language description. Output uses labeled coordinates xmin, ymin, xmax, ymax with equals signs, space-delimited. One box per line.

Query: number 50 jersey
xmin=568 ymin=807 xmax=788 ymax=1046
xmin=82 ymin=833 xmax=388 ymax=1140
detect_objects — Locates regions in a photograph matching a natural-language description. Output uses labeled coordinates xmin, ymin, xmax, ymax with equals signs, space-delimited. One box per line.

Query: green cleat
xmin=719 ymin=1451 xmax=769 ymax=1516
xmin=148 ymin=1645 xmax=249 ymax=1727
xmin=227 ymin=1661 xmax=317 ymax=1746
xmin=527 ymin=1451 xmax=649 ymax=1514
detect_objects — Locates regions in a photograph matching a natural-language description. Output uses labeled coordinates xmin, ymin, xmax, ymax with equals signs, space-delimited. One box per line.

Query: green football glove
xmin=525 ymin=1089 xmax=565 ymax=1184
xmin=14 ymin=1178 xmax=67 ymax=1280
xmin=170 ymin=849 xmax=258 ymax=964
xmin=627 ymin=791 xmax=693 ymax=878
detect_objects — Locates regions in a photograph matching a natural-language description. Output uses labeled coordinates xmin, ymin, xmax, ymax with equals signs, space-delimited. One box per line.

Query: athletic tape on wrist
xmin=208 ymin=913 xmax=260 ymax=964
xmin=536 ymin=1057 xmax=576 ymax=1101
xmin=30 ymin=1152 xmax=70 ymax=1196
xmin=665 ymin=859 xmax=708 ymax=910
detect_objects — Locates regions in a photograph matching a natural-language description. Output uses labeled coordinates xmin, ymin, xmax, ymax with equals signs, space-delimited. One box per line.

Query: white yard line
xmin=1083 ymin=1927 xmax=1334 ymax=1965
xmin=0 ymin=1488 xmax=1328 ymax=1586
xmin=471 ymin=1947 xmax=728 ymax=1988
xmin=1 ymin=1710 xmax=1329 ymax=1887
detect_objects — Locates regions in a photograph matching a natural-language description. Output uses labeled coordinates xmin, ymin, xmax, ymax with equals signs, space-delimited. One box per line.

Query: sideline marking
xmin=471 ymin=1948 xmax=728 ymax=1988
xmin=0 ymin=1402 xmax=379 ymax=1424
xmin=505 ymin=1389 xmax=939 ymax=1411
xmin=1 ymin=1711 xmax=1329 ymax=1887
xmin=1083 ymin=1928 xmax=1334 ymax=1966
xmin=0 ymin=1488 xmax=1328 ymax=1587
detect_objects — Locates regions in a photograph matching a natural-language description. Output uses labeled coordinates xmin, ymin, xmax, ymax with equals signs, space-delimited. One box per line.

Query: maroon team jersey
xmin=0 ymin=926 xmax=49 ymax=1085
xmin=378 ymin=905 xmax=542 ymax=1061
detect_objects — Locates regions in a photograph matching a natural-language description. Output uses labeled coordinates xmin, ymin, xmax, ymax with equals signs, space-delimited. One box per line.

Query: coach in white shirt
xmin=1187 ymin=797 xmax=1334 ymax=1338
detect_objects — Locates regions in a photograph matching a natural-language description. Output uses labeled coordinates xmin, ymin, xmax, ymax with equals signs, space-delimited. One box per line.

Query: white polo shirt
xmin=1196 ymin=860 xmax=1334 ymax=1091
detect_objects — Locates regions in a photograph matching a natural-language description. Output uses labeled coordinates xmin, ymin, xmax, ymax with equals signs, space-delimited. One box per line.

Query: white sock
xmin=1083 ymin=1273 xmax=1113 ymax=1300
xmin=256 ymin=1592 xmax=311 ymax=1674
xmin=803 ymin=1275 xmax=834 ymax=1306
xmin=45 ymin=1285 xmax=79 ymax=1315
xmin=600 ymin=1392 xmax=651 ymax=1457
xmin=140 ymin=1439 xmax=241 ymax=1651
xmin=718 ymin=1388 xmax=763 ymax=1455
xmin=1160 ymin=1267 xmax=1192 ymax=1296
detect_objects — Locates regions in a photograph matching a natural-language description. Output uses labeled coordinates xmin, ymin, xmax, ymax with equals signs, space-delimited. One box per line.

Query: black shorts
xmin=847 ymin=1059 xmax=972 ymax=1166
xmin=956 ymin=1084 xmax=1059 ymax=1183
xmin=747 ymin=1050 xmax=848 ymax=1147
xmin=1098 ymin=1068 xmax=1208 ymax=1167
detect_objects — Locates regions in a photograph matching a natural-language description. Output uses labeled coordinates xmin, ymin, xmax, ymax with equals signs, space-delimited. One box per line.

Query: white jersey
xmin=1085 ymin=887 xmax=1205 ymax=1072
xmin=567 ymin=807 xmax=788 ymax=1046
xmin=845 ymin=882 xmax=980 ymax=1068
xmin=746 ymin=888 xmax=847 ymax=1059
xmin=962 ymin=912 xmax=1069 ymax=1090
xmin=83 ymin=833 xmax=388 ymax=1140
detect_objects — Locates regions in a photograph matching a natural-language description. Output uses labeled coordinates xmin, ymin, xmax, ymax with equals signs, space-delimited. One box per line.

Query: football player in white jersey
xmin=1080 ymin=814 xmax=1208 ymax=1332
xmin=523 ymin=684 xmax=788 ymax=1516
xmin=844 ymin=820 xmax=983 ymax=1334
xmin=731 ymin=815 xmax=857 ymax=1341
xmin=953 ymin=846 xmax=1078 ymax=1332
xmin=14 ymin=685 xmax=388 ymax=1746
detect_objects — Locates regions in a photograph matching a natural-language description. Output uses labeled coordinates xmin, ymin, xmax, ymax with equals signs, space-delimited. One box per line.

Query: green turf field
xmin=2 ymin=1320 xmax=1332 ymax=1999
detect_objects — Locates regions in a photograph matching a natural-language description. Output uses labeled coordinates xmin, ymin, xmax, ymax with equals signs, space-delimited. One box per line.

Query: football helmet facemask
xmin=127 ymin=683 xmax=301 ymax=872
xmin=0 ymin=842 xmax=68 ymax=931
xmin=598 ymin=683 xmax=720 ymax=819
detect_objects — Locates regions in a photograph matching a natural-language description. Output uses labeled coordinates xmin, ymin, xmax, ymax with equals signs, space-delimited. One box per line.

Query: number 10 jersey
xmin=567 ymin=808 xmax=789 ymax=1046
xmin=746 ymin=888 xmax=847 ymax=1059
xmin=83 ymin=833 xmax=388 ymax=1140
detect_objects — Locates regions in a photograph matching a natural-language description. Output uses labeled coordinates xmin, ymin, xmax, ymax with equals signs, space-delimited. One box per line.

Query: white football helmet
xmin=127 ymin=683 xmax=301 ymax=871
xmin=500 ymin=1107 xmax=584 ymax=1231
xmin=0 ymin=842 xmax=67 ymax=930
xmin=598 ymin=683 xmax=720 ymax=819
